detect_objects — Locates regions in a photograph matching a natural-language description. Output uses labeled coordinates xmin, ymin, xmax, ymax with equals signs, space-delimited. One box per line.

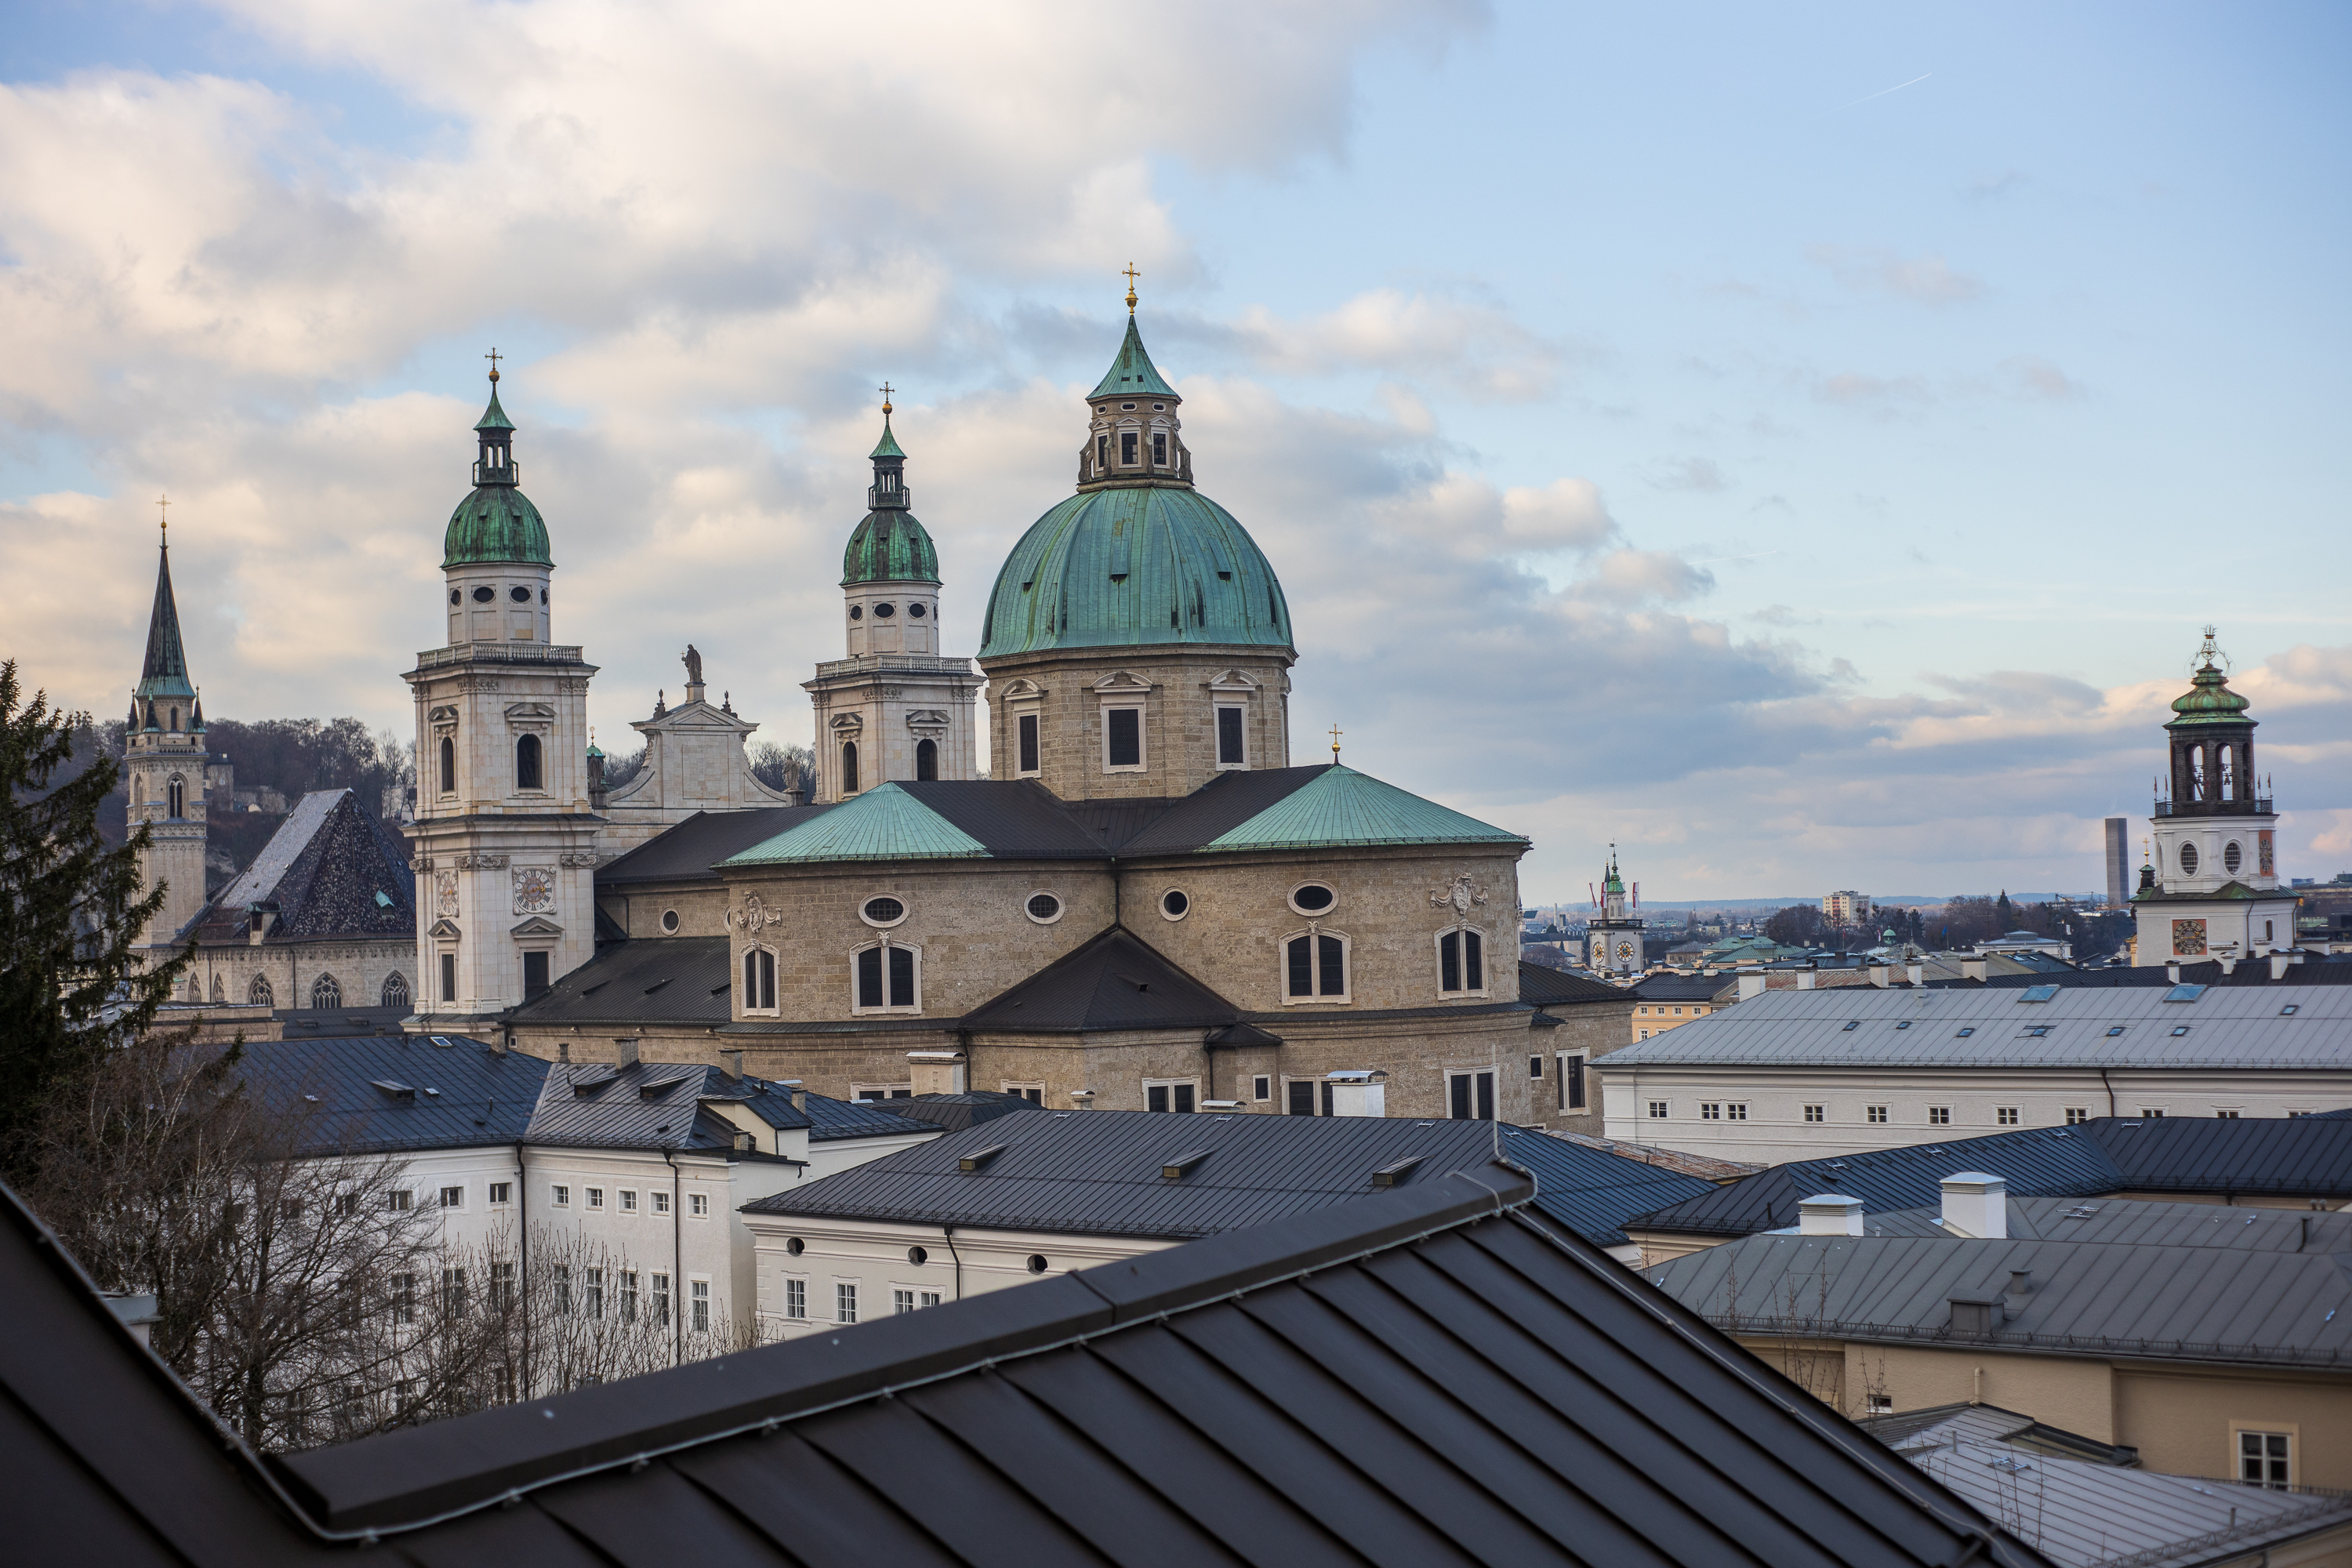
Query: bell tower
xmin=125 ymin=497 xmax=210 ymax=953
xmin=1585 ymin=845 xmax=1646 ymax=976
xmin=804 ymin=391 xmax=981 ymax=801
xmin=404 ymin=359 xmax=600 ymax=1027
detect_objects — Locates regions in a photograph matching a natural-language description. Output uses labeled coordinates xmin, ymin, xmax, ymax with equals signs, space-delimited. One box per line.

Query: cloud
xmin=1806 ymin=245 xmax=1987 ymax=305
xmin=1642 ymin=456 xmax=1729 ymax=492
xmin=2002 ymin=355 xmax=2083 ymax=401
xmin=1229 ymin=286 xmax=1566 ymax=400
xmin=1812 ymin=370 xmax=1933 ymax=413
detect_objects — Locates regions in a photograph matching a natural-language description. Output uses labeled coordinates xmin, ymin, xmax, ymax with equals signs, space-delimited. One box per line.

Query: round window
xmin=862 ymin=895 xmax=908 ymax=927
xmin=1025 ymin=1254 xmax=1049 ymax=1275
xmin=908 ymin=602 xmax=927 ymax=619
xmin=785 ymin=1237 xmax=804 ymax=1257
xmin=1289 ymin=882 xmax=1337 ymax=915
xmin=472 ymin=586 xmax=495 ymax=602
xmin=873 ymin=602 xmax=896 ymax=619
xmin=848 ymin=604 xmax=863 ymax=620
xmin=660 ymin=909 xmax=680 ymax=934
xmin=1160 ymin=888 xmax=1190 ymax=921
xmin=2180 ymin=842 xmax=2200 ymax=876
xmin=539 ymin=588 xmax=547 ymax=604
xmin=1025 ymin=892 xmax=1064 ymax=924
xmin=2223 ymin=840 xmax=2243 ymax=875
xmin=448 ymin=589 xmax=461 ymax=604
xmin=509 ymin=585 xmax=531 ymax=603
xmin=906 ymin=1245 xmax=928 ymax=1266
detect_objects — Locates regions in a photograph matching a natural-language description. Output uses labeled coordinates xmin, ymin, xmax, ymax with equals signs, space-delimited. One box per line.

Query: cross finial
xmin=1328 ymin=722 xmax=1343 ymax=761
xmin=879 ymin=381 xmax=894 ymax=415
xmin=155 ymin=492 xmax=170 ymax=536
xmin=1122 ymin=263 xmax=1140 ymax=314
xmin=485 ymin=347 xmax=502 ymax=383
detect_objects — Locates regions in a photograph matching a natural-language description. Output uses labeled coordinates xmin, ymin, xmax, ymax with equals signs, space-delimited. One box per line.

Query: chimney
xmin=1798 ymin=1193 xmax=1864 ymax=1236
xmin=2272 ymin=950 xmax=2294 ymax=980
xmin=2005 ymin=1268 xmax=2032 ymax=1305
xmin=1940 ymin=1172 xmax=2008 ymax=1240
xmin=2219 ymin=956 xmax=2238 ymax=975
xmin=557 ymin=1040 xmax=571 ymax=1064
xmin=490 ymin=1031 xmax=509 ymax=1056
xmin=2166 ymin=962 xmax=2181 ymax=983
xmin=103 ymin=1291 xmax=161 ymax=1350
xmin=776 ymin=1078 xmax=805 ymax=1112
xmin=906 ymin=1050 xmax=967 ymax=1097
xmin=1797 ymin=967 xmax=1817 ymax=990
xmin=1069 ymin=1089 xmax=1097 ymax=1109
xmin=1736 ymin=973 xmax=1766 ymax=1001
xmin=1906 ymin=961 xmax=1924 ymax=987
xmin=1322 ymin=1069 xmax=1388 ymax=1117
xmin=1868 ymin=964 xmax=1892 ymax=988
xmin=1959 ymin=957 xmax=1987 ymax=983
xmin=719 ymin=1048 xmax=744 ymax=1082
xmin=613 ymin=1037 xmax=640 ymax=1069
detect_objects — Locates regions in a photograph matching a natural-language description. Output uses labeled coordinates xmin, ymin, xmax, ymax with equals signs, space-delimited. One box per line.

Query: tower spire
xmin=137 ymin=513 xmax=194 ymax=702
xmin=1122 ymin=263 xmax=1140 ymax=315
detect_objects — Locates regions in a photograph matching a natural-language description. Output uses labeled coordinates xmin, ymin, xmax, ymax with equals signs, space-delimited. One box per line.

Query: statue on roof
xmin=682 ymin=644 xmax=703 ymax=687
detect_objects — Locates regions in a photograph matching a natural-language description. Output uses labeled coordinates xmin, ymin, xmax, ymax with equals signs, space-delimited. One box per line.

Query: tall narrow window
xmin=855 ymin=942 xmax=920 ymax=1012
xmin=744 ymin=949 xmax=775 ymax=1011
xmin=310 ymin=974 xmax=341 ymax=1009
xmin=1105 ymin=707 xmax=1142 ymax=769
xmin=888 ymin=945 xmax=916 ymax=1007
xmin=840 ymin=741 xmax=859 ymax=794
xmin=438 ymin=737 xmax=455 ymax=794
xmin=1095 ymin=434 xmax=1109 ymax=473
xmin=515 ymin=734 xmax=543 ymax=791
xmin=1287 ymin=1080 xmax=1317 ymax=1116
xmin=916 ymin=738 xmax=938 ymax=780
xmin=168 ymin=775 xmax=186 ymax=818
xmin=1216 ymin=706 xmax=1246 ymax=767
xmin=1151 ymin=432 xmax=1167 ymax=466
xmin=522 ymin=951 xmax=550 ymax=998
xmin=1449 ymin=1070 xmax=1496 ymax=1121
xmin=439 ymin=953 xmax=456 ymax=1004
xmin=1436 ymin=928 xmax=1485 ymax=995
xmin=1017 ymin=713 xmax=1040 ymax=774
xmin=1283 ymin=932 xmax=1349 ymax=1001
xmin=1120 ymin=431 xmax=1138 ymax=464
xmin=381 ymin=972 xmax=409 ymax=1009
xmin=1441 ymin=931 xmax=1461 ymax=993
xmin=1562 ymin=1054 xmax=1586 ymax=1110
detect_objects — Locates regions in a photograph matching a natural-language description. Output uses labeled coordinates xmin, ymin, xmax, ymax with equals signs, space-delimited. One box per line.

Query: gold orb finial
xmin=879 ymin=380 xmax=894 ymax=416
xmin=1122 ymin=263 xmax=1140 ymax=314
xmin=1328 ymin=722 xmax=1343 ymax=762
xmin=155 ymin=492 xmax=170 ymax=537
xmin=485 ymin=346 xmax=502 ymax=383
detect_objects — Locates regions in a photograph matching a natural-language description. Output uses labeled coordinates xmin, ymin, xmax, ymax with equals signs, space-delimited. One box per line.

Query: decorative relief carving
xmin=558 ymin=851 xmax=598 ymax=869
xmin=434 ymin=871 xmax=459 ymax=918
xmin=1429 ymin=873 xmax=1490 ymax=915
xmin=454 ymin=853 xmax=510 ymax=870
xmin=727 ymin=894 xmax=778 ymax=935
xmin=512 ymin=866 xmax=556 ymax=915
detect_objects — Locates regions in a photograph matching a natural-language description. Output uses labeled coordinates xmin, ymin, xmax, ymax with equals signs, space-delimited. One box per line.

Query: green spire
xmin=869 ymin=411 xmax=905 ymax=459
xmin=1602 ymin=846 xmax=1625 ymax=896
xmin=474 ymin=384 xmax=515 ymax=432
xmin=1087 ymin=315 xmax=1178 ymax=400
xmin=135 ymin=532 xmax=195 ymax=702
xmin=2165 ymin=626 xmax=2253 ymax=728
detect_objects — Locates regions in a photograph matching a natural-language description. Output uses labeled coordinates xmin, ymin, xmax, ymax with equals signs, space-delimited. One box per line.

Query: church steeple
xmin=136 ymin=514 xmax=195 ymax=708
xmin=1079 ymin=278 xmax=1191 ymax=489
xmin=474 ymin=350 xmax=517 ymax=487
xmin=125 ymin=497 xmax=209 ymax=949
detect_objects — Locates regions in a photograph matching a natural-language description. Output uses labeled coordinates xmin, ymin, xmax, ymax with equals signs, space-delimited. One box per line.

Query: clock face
xmin=1616 ymin=941 xmax=1635 ymax=962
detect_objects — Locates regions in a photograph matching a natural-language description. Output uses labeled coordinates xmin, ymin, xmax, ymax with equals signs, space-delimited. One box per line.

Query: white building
xmin=1597 ymin=969 xmax=2352 ymax=1163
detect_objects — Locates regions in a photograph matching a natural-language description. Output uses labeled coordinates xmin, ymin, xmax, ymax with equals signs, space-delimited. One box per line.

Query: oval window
xmin=2223 ymin=840 xmax=2242 ymax=875
xmin=448 ymin=589 xmax=461 ymax=604
xmin=908 ymin=602 xmax=927 ymax=619
xmin=540 ymin=588 xmax=548 ymax=604
xmin=906 ymin=1245 xmax=928 ymax=1266
xmin=785 ymin=1237 xmax=805 ymax=1257
xmin=1160 ymin=888 xmax=1190 ymax=920
xmin=862 ymin=895 xmax=907 ymax=927
xmin=1025 ymin=1254 xmax=1049 ymax=1275
xmin=660 ymin=909 xmax=681 ymax=934
xmin=2180 ymin=842 xmax=2200 ymax=876
xmin=472 ymin=586 xmax=495 ymax=602
xmin=509 ymin=585 xmax=531 ymax=602
xmin=873 ymin=602 xmax=896 ymax=619
xmin=1025 ymin=892 xmax=1063 ymax=924
xmin=848 ymin=604 xmax=863 ymax=620
xmin=1289 ymin=882 xmax=1337 ymax=915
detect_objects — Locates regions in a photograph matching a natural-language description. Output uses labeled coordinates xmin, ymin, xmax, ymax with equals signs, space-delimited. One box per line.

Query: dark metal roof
xmin=1111 ymin=764 xmax=1333 ymax=855
xmin=235 ymin=1034 xmax=546 ymax=1154
xmin=1497 ymin=1127 xmax=1723 ymax=1247
xmin=528 ymin=1059 xmax=793 ymax=1152
xmin=1864 ymin=1193 xmax=2352 ymax=1251
xmin=1937 ymin=956 xmax=2352 ymax=990
xmin=799 ymin=1093 xmax=944 ymax=1142
xmin=2089 ymin=1112 xmax=2352 ymax=1196
xmin=596 ymin=807 xmax=824 ymax=885
xmin=885 ymin=1091 xmax=1041 ymax=1133
xmin=891 ymin=779 xmax=1124 ymax=858
xmin=503 ymin=936 xmax=733 ymax=1026
xmin=260 ymin=1165 xmax=2049 ymax=1566
xmin=1517 ymin=962 xmax=1629 ymax=1005
xmin=187 ymin=789 xmax=415 ymax=946
xmin=958 ymin=925 xmax=1243 ymax=1033
xmin=1632 ymin=973 xmax=1730 ymax=1002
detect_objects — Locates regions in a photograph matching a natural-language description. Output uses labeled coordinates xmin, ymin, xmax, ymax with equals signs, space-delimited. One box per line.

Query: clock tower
xmin=1586 ymin=846 xmax=1647 ymax=977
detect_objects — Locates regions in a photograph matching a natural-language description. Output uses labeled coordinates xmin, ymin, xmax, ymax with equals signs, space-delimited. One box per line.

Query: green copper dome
xmin=842 ymin=511 xmax=938 ymax=585
xmin=2165 ymin=633 xmax=2254 ymax=728
xmin=979 ymin=485 xmax=1291 ymax=657
xmin=443 ymin=485 xmax=553 ymax=568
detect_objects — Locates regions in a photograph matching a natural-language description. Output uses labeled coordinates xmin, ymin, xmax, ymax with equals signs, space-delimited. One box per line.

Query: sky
xmin=2 ymin=0 xmax=2347 ymax=906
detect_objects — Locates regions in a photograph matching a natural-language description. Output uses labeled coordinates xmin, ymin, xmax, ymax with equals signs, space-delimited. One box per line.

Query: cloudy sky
xmin=4 ymin=1 xmax=2347 ymax=904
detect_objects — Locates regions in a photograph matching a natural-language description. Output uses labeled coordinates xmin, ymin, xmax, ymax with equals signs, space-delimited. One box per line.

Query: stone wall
xmin=979 ymin=644 xmax=1293 ymax=800
xmin=184 ymin=938 xmax=419 ymax=1011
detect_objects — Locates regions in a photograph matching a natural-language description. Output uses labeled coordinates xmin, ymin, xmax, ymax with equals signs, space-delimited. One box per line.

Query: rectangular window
xmin=488 ymin=1181 xmax=512 ymax=1205
xmin=584 ymin=1268 xmax=604 ymax=1319
xmin=1867 ymin=1106 xmax=1888 ymax=1124
xmin=1253 ymin=1075 xmax=1272 ymax=1102
xmin=785 ymin=1279 xmax=806 ymax=1320
xmin=1151 ymin=431 xmax=1167 ymax=466
xmin=1145 ymin=1081 xmax=1197 ymax=1113
xmin=1804 ymin=1105 xmax=1824 ymax=1123
xmin=652 ymin=1191 xmax=670 ymax=1214
xmin=2140 ymin=1108 xmax=2166 ymax=1119
xmin=1287 ymin=1079 xmax=1317 ymax=1116
xmin=586 ymin=1187 xmax=604 ymax=1210
xmin=1283 ymin=932 xmax=1349 ymax=1001
xmin=1448 ymin=1070 xmax=1496 ymax=1121
xmin=1017 ymin=713 xmax=1040 ymax=775
xmin=619 ymin=1189 xmax=637 ymax=1213
xmin=387 ymin=1189 xmax=414 ymax=1213
xmin=492 ymin=1261 xmax=516 ymax=1310
xmin=1105 ymin=706 xmax=1142 ymax=768
xmin=889 ymin=946 xmax=916 ymax=1008
xmin=652 ymin=1272 xmax=670 ymax=1324
xmin=2216 ymin=1109 xmax=2241 ymax=1120
xmin=390 ymin=1272 xmax=416 ymax=1326
xmin=523 ymin=950 xmax=550 ymax=999
xmin=920 ymin=1290 xmax=942 ymax=1308
xmin=690 ymin=1192 xmax=710 ymax=1217
xmin=1927 ymin=1107 xmax=1951 ymax=1125
xmin=2241 ymin=1431 xmax=2291 ymax=1490
xmin=1867 ymin=1394 xmax=1893 ymax=1416
xmin=1095 ymin=434 xmax=1109 ymax=471
xmin=1436 ymin=929 xmax=1486 ymax=996
xmin=1700 ymin=1102 xmax=1721 ymax=1120
xmin=554 ymin=1265 xmax=572 ymax=1315
xmin=691 ymin=1279 xmax=710 ymax=1334
xmin=1120 ymin=431 xmax=1138 ymax=465
xmin=439 ymin=1185 xmax=464 ymax=1209
xmin=744 ymin=949 xmax=776 ymax=1011
xmin=836 ymin=1283 xmax=858 ymax=1325
xmin=1528 ymin=1054 xmax=1543 ymax=1079
xmin=857 ymin=946 xmax=882 ymax=1008
xmin=894 ymin=1289 xmax=916 ymax=1316
xmin=551 ymin=1184 xmax=570 ymax=1207
xmin=1726 ymin=1103 xmax=1748 ymax=1121
xmin=441 ymin=952 xmax=457 ymax=1003
xmin=1561 ymin=1054 xmax=1586 ymax=1111
xmin=1648 ymin=1100 xmax=1668 ymax=1119
xmin=1215 ymin=705 xmax=1247 ymax=766
xmin=2064 ymin=1107 xmax=2089 ymax=1124
xmin=1996 ymin=1108 xmax=2020 ymax=1126
xmin=1003 ymin=1083 xmax=1045 ymax=1105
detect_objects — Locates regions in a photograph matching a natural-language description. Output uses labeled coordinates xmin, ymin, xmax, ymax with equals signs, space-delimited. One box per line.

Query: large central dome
xmin=978 ymin=318 xmax=1292 ymax=658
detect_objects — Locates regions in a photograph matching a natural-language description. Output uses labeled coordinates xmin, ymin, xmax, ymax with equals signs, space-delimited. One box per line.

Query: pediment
xmin=1207 ymin=669 xmax=1261 ymax=694
xmin=504 ymin=702 xmax=557 ymax=720
xmin=428 ymin=917 xmax=463 ymax=939
xmin=905 ymin=710 xmax=949 ymax=731
xmin=829 ymin=711 xmax=866 ymax=733
xmin=1091 ymin=671 xmax=1153 ymax=694
xmin=1000 ymin=677 xmax=1045 ymax=700
xmin=510 ymin=915 xmax=565 ymax=936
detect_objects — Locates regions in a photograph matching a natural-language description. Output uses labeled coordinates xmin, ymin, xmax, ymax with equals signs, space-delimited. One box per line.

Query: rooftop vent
xmin=369 ymin=1080 xmax=416 ymax=1102
xmin=1947 ymin=1293 xmax=2005 ymax=1335
xmin=1370 ymin=1155 xmax=1425 ymax=1189
xmin=640 ymin=1076 xmax=695 ymax=1099
xmin=1160 ymin=1149 xmax=1212 ymax=1180
xmin=958 ymin=1144 xmax=1008 ymax=1173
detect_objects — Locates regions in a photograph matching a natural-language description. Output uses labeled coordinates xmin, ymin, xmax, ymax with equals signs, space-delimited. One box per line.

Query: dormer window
xmin=1095 ymin=434 xmax=1109 ymax=471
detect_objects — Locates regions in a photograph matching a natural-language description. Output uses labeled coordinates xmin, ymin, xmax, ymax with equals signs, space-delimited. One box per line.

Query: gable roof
xmin=724 ymin=782 xmax=989 ymax=865
xmin=957 ymin=926 xmax=1244 ymax=1033
xmin=239 ymin=1033 xmax=547 ymax=1154
xmin=187 ymin=789 xmax=415 ymax=946
xmin=1501 ymin=1127 xmax=1723 ymax=1248
xmin=503 ymin=936 xmax=734 ymax=1027
xmin=597 ymin=807 xmax=822 ymax=884
xmin=1196 ymin=763 xmax=1526 ymax=852
xmin=1517 ymin=962 xmax=1628 ymax=1005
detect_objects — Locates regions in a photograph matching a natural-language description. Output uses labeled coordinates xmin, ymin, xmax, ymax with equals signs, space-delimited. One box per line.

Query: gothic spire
xmin=136 ymin=521 xmax=194 ymax=702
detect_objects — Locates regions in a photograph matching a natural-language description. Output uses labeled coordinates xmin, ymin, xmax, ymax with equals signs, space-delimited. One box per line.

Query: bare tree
xmin=749 ymin=740 xmax=812 ymax=797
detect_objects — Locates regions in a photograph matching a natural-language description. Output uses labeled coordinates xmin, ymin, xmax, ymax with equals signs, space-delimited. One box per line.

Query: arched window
xmin=515 ymin=734 xmax=543 ymax=791
xmin=851 ymin=939 xmax=920 ymax=1014
xmin=840 ymin=741 xmax=860 ymax=795
xmin=168 ymin=775 xmax=186 ymax=818
xmin=169 ymin=706 xmax=180 ymax=732
xmin=211 ymin=975 xmax=225 ymax=1004
xmin=742 ymin=947 xmax=777 ymax=1013
xmin=915 ymin=739 xmax=938 ymax=781
xmin=310 ymin=974 xmax=342 ymax=1010
xmin=438 ymin=737 xmax=455 ymax=795
xmin=1436 ymin=927 xmax=1486 ymax=997
xmin=1281 ymin=930 xmax=1349 ymax=1004
xmin=249 ymin=975 xmax=274 ymax=1007
xmin=186 ymin=975 xmax=202 ymax=1004
xmin=381 ymin=972 xmax=410 ymax=1009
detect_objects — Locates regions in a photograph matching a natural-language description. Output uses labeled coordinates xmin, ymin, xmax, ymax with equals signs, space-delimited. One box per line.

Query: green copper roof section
xmin=978 ymin=485 xmax=1291 ymax=656
xmin=135 ymin=540 xmax=197 ymax=702
xmin=869 ymin=413 xmax=905 ymax=459
xmin=1199 ymin=765 xmax=1527 ymax=853
xmin=842 ymin=511 xmax=938 ymax=584
xmin=1087 ymin=316 xmax=1177 ymax=400
xmin=444 ymin=485 xmax=553 ymax=568
xmin=723 ymin=783 xmax=989 ymax=866
xmin=2165 ymin=664 xmax=2253 ymax=728
xmin=474 ymin=385 xmax=515 ymax=432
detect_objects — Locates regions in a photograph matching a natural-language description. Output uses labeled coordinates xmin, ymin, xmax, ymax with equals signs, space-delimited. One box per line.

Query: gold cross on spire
xmin=156 ymin=492 xmax=170 ymax=536
xmin=1328 ymin=723 xmax=1343 ymax=761
xmin=485 ymin=346 xmax=502 ymax=383
xmin=879 ymin=381 xmax=894 ymax=414
xmin=1122 ymin=263 xmax=1141 ymax=314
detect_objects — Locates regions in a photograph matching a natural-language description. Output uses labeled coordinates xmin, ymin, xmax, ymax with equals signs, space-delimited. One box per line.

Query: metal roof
xmin=235 ymin=1034 xmax=546 ymax=1154
xmin=1109 ymin=765 xmax=1331 ymax=855
xmin=1198 ymin=764 xmax=1526 ymax=852
xmin=1517 ymin=962 xmax=1629 ymax=1006
xmin=1086 ymin=312 xmax=1178 ymax=398
xmin=504 ymin=935 xmax=733 ymax=1026
xmin=1599 ymin=980 xmax=2352 ymax=1071
xmin=596 ymin=807 xmax=821 ymax=884
xmin=1497 ymin=1126 xmax=1722 ymax=1247
xmin=895 ymin=779 xmax=1127 ymax=858
xmin=2092 ymin=1113 xmax=2352 ymax=1194
xmin=956 ymin=926 xmax=1244 ymax=1033
xmin=724 ymin=782 xmax=989 ymax=865
xmin=884 ymin=1091 xmax=1041 ymax=1134
xmin=1646 ymin=1227 xmax=2352 ymax=1370
xmin=187 ymin=790 xmax=414 ymax=946
xmin=245 ymin=1166 xmax=2049 ymax=1566
xmin=1859 ymin=1403 xmax=2140 ymax=1468
xmin=1632 ymin=974 xmax=1733 ymax=1002
xmin=1861 ymin=1193 xmax=2352 ymax=1252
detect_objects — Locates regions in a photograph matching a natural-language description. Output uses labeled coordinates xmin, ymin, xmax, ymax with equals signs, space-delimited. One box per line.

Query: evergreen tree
xmin=1995 ymin=889 xmax=2015 ymax=930
xmin=0 ymin=661 xmax=190 ymax=1179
